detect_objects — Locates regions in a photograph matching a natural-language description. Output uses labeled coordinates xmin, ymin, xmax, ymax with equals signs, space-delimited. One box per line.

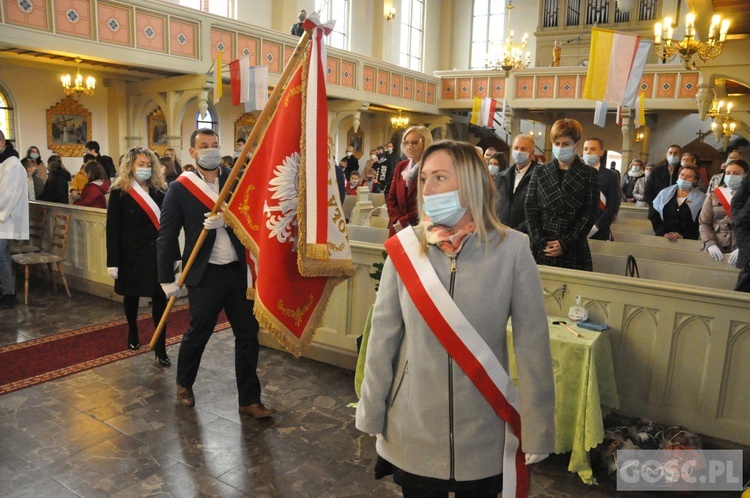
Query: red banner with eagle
xmin=224 ymin=14 xmax=353 ymax=356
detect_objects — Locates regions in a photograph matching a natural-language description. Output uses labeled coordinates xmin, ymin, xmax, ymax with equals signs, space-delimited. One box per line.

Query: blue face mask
xmin=582 ymin=153 xmax=600 ymax=166
xmin=553 ymin=145 xmax=576 ymax=163
xmin=423 ymin=190 xmax=467 ymax=227
xmin=667 ymin=155 xmax=681 ymax=166
xmin=676 ymin=178 xmax=693 ymax=191
xmin=134 ymin=168 xmax=152 ymax=182
xmin=724 ymin=174 xmax=742 ymax=190
xmin=512 ymin=150 xmax=529 ymax=165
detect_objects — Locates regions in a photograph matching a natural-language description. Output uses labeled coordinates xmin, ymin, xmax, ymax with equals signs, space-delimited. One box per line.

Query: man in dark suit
xmin=731 ymin=169 xmax=750 ymax=292
xmin=494 ymin=134 xmax=536 ymax=233
xmin=85 ymin=140 xmax=116 ymax=179
xmin=343 ymin=146 xmax=359 ymax=180
xmin=582 ymin=138 xmax=621 ymax=240
xmin=157 ymin=128 xmax=275 ymax=418
xmin=644 ymin=144 xmax=681 ymax=233
xmin=290 ymin=9 xmax=306 ymax=37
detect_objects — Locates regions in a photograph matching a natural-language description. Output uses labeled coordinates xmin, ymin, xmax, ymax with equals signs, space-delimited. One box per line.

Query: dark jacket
xmin=107 ymin=187 xmax=169 ymax=296
xmin=644 ymin=162 xmax=679 ymax=207
xmin=98 ymin=154 xmax=116 ymax=179
xmin=494 ymin=160 xmax=537 ymax=233
xmin=648 ymin=194 xmax=701 ymax=240
xmin=344 ymin=155 xmax=360 ymax=179
xmin=731 ymin=172 xmax=750 ymax=272
xmin=525 ymin=157 xmax=599 ymax=271
xmin=38 ymin=168 xmax=71 ymax=204
xmin=591 ymin=165 xmax=621 ymax=240
xmin=156 ymin=168 xmax=246 ymax=287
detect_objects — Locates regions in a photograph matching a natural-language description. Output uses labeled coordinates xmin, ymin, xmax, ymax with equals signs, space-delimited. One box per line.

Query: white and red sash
xmin=384 ymin=227 xmax=528 ymax=498
xmin=598 ymin=191 xmax=606 ymax=212
xmin=176 ymin=172 xmax=258 ymax=291
xmin=714 ymin=186 xmax=732 ymax=218
xmin=127 ymin=180 xmax=160 ymax=230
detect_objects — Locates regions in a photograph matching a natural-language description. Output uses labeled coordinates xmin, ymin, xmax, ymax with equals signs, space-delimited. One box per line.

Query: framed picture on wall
xmin=148 ymin=108 xmax=168 ymax=156
xmin=347 ymin=127 xmax=364 ymax=158
xmin=235 ymin=112 xmax=259 ymax=145
xmin=46 ymin=97 xmax=92 ymax=157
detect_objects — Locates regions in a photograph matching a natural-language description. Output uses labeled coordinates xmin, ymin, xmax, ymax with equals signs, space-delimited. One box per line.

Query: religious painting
xmin=148 ymin=108 xmax=168 ymax=156
xmin=347 ymin=127 xmax=364 ymax=159
xmin=46 ymin=97 xmax=92 ymax=157
xmin=235 ymin=112 xmax=259 ymax=145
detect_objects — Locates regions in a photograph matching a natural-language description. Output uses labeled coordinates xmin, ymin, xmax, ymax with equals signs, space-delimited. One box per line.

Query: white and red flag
xmin=224 ymin=13 xmax=353 ymax=356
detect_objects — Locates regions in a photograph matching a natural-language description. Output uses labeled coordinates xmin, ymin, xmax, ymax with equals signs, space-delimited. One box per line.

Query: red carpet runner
xmin=0 ymin=305 xmax=229 ymax=395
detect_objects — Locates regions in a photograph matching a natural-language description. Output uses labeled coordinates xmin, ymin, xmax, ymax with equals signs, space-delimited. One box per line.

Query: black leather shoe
xmin=176 ymin=383 xmax=195 ymax=407
xmin=128 ymin=341 xmax=140 ymax=350
xmin=155 ymin=351 xmax=171 ymax=367
xmin=238 ymin=403 xmax=277 ymax=418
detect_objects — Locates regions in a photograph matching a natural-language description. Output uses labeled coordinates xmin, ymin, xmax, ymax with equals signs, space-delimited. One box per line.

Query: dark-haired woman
xmin=106 ymin=147 xmax=172 ymax=365
xmin=38 ymin=155 xmax=71 ymax=204
xmin=73 ymin=161 xmax=110 ymax=208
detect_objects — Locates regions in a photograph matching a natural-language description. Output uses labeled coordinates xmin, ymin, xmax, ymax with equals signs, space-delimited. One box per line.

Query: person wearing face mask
xmin=156 ymin=128 xmax=275 ymax=418
xmin=363 ymin=167 xmax=381 ymax=193
xmin=0 ymin=130 xmax=19 ymax=163
xmin=233 ymin=137 xmax=246 ymax=160
xmin=487 ymin=152 xmax=507 ymax=178
xmin=633 ymin=163 xmax=654 ymax=207
xmin=38 ymin=155 xmax=71 ymax=204
xmin=708 ymin=150 xmax=745 ymax=193
xmin=22 ymin=158 xmax=43 ymax=199
xmin=644 ymin=144 xmax=682 ymax=213
xmin=164 ymin=147 xmax=183 ymax=175
xmin=344 ymin=145 xmax=360 ymax=180
xmin=291 ymin=9 xmax=306 ymax=37
xmin=621 ymin=159 xmax=645 ymax=203
xmin=700 ymin=159 xmax=748 ymax=263
xmin=346 ymin=171 xmax=361 ymax=195
xmin=357 ymin=140 xmax=555 ymax=498
xmin=525 ymin=119 xmax=599 ymax=271
xmin=382 ymin=141 xmax=399 ymax=196
xmin=386 ymin=126 xmax=433 ymax=237
xmin=731 ymin=162 xmax=750 ymax=292
xmin=494 ymin=134 xmax=537 ymax=233
xmin=649 ymin=165 xmax=706 ymax=241
xmin=0 ymin=148 xmax=27 ymax=309
xmin=679 ymin=152 xmax=708 ymax=193
xmin=581 ymin=138 xmax=621 ymax=241
xmin=24 ymin=145 xmax=46 ymax=182
xmin=107 ymin=147 xmax=172 ymax=364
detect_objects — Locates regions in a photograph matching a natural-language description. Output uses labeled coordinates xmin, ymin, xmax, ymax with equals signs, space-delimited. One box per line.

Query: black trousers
xmin=177 ymin=262 xmax=261 ymax=406
xmin=123 ymin=289 xmax=167 ymax=354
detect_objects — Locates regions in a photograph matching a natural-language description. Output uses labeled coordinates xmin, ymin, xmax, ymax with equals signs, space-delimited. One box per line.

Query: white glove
xmin=203 ymin=212 xmax=226 ymax=230
xmin=728 ymin=248 xmax=739 ymax=266
xmin=161 ymin=281 xmax=181 ymax=298
xmin=107 ymin=267 xmax=118 ymax=279
xmin=525 ymin=453 xmax=549 ymax=465
xmin=587 ymin=225 xmax=599 ymax=239
xmin=707 ymin=245 xmax=724 ymax=261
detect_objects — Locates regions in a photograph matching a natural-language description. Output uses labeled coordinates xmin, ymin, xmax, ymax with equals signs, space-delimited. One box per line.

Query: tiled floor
xmin=0 ymin=285 xmax=743 ymax=497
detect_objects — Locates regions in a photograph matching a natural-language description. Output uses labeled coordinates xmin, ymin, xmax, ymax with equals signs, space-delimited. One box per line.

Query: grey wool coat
xmin=355 ymin=227 xmax=555 ymax=482
xmin=524 ymin=158 xmax=599 ymax=271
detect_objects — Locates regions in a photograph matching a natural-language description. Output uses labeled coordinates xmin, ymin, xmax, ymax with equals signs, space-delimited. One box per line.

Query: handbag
xmin=625 ymin=255 xmax=640 ymax=278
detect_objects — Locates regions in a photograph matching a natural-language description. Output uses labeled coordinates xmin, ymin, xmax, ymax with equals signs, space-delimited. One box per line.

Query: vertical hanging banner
xmin=213 ymin=50 xmax=223 ymax=105
xmin=224 ymin=13 xmax=353 ymax=356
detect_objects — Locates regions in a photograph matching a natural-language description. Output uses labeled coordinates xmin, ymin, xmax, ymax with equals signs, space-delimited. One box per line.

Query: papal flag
xmin=469 ymin=97 xmax=497 ymax=128
xmin=582 ymin=28 xmax=649 ymax=107
xmin=224 ymin=13 xmax=353 ymax=356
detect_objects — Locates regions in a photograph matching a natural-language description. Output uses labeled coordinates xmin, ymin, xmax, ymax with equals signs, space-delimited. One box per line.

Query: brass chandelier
xmin=653 ymin=12 xmax=730 ymax=69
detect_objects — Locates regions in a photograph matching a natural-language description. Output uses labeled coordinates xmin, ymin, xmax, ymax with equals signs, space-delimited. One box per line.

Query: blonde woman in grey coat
xmin=356 ymin=141 xmax=555 ymax=498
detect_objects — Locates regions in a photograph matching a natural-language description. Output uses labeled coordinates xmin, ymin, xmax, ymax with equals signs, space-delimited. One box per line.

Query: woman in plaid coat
xmin=525 ymin=119 xmax=599 ymax=271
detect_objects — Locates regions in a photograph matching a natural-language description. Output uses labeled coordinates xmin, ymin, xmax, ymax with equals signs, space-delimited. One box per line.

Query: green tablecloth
xmin=508 ymin=316 xmax=619 ymax=484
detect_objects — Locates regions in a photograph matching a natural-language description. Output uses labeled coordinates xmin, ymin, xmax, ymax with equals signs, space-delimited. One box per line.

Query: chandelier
xmin=654 ymin=12 xmax=730 ymax=69
xmin=635 ymin=131 xmax=645 ymax=143
xmin=707 ymin=97 xmax=736 ymax=149
xmin=61 ymin=58 xmax=95 ymax=97
xmin=485 ymin=4 xmax=529 ymax=75
xmin=391 ymin=109 xmax=409 ymax=128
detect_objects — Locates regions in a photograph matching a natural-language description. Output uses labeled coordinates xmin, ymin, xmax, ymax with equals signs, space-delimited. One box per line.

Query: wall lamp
xmin=385 ymin=7 xmax=396 ymax=21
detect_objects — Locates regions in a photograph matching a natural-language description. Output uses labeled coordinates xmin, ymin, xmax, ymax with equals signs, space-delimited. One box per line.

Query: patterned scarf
xmin=424 ymin=221 xmax=477 ymax=257
xmin=401 ymin=160 xmax=420 ymax=188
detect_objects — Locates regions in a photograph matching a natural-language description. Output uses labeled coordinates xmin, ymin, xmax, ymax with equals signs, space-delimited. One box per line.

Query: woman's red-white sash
xmin=175 ymin=172 xmax=257 ymax=291
xmin=384 ymin=226 xmax=528 ymax=498
xmin=128 ymin=180 xmax=160 ymax=230
xmin=714 ymin=186 xmax=732 ymax=218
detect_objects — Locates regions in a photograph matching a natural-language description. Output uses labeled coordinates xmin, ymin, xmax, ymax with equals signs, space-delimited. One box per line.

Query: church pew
xmin=591 ymin=253 xmax=738 ymax=290
xmin=589 ymin=238 xmax=730 ymax=273
xmin=609 ymin=230 xmax=705 ymax=251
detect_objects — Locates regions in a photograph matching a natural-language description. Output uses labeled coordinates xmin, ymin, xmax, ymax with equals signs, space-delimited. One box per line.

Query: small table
xmin=509 ymin=316 xmax=619 ymax=484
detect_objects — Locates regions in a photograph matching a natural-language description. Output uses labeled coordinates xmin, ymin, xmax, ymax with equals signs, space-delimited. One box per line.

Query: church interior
xmin=1 ymin=0 xmax=750 ymax=496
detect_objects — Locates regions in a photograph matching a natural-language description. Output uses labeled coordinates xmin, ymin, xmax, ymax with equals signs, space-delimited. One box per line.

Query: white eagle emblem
xmin=264 ymin=152 xmax=300 ymax=244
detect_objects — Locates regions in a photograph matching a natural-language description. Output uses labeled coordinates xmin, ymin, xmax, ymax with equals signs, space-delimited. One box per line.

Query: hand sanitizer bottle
xmin=568 ymin=295 xmax=588 ymax=323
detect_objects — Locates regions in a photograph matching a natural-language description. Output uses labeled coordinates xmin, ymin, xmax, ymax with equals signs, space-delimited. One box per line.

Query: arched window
xmin=319 ymin=0 xmax=349 ymax=50
xmin=196 ymin=108 xmax=217 ymax=131
xmin=470 ymin=0 xmax=506 ymax=69
xmin=0 ymin=86 xmax=15 ymax=142
xmin=400 ymin=0 xmax=425 ymax=71
xmin=178 ymin=0 xmax=236 ymax=19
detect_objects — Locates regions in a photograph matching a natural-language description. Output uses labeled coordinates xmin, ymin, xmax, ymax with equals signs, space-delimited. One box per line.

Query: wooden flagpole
xmin=148 ymin=29 xmax=314 ymax=351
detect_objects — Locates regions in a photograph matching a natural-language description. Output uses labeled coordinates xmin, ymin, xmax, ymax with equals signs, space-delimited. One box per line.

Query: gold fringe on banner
xmin=305 ymin=243 xmax=329 ymax=260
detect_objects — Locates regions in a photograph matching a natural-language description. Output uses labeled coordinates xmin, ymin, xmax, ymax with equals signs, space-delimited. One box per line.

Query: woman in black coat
xmin=525 ymin=119 xmax=599 ymax=271
xmin=106 ymin=147 xmax=173 ymax=365
xmin=38 ymin=155 xmax=71 ymax=203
